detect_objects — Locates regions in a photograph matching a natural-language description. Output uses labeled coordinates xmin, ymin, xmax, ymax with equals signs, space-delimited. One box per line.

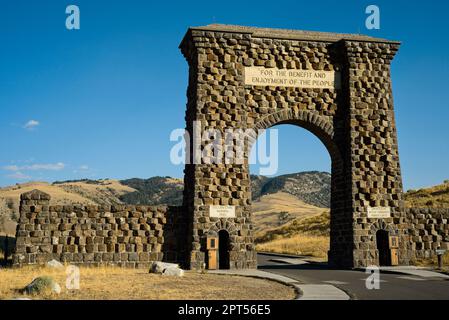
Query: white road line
xmin=322 ymin=280 xmax=349 ymax=285
xmin=359 ymin=278 xmax=387 ymax=283
xmin=397 ymin=276 xmax=427 ymax=281
xmin=360 ymin=266 xmax=449 ymax=279
xmin=269 ymin=258 xmax=309 ymax=265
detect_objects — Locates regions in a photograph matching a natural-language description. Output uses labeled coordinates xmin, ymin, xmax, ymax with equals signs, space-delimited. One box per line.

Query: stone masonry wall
xmin=13 ymin=190 xmax=186 ymax=268
xmin=405 ymin=208 xmax=449 ymax=259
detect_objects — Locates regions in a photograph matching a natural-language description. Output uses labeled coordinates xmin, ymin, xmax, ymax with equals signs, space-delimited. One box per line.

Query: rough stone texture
xmin=13 ymin=190 xmax=187 ymax=268
xmin=179 ymin=24 xmax=405 ymax=269
xmin=404 ymin=208 xmax=449 ymax=259
xmin=24 ymin=276 xmax=61 ymax=295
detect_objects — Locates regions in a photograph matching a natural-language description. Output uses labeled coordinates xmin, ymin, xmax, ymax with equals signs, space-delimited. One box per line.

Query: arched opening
xmin=249 ymin=120 xmax=337 ymax=263
xmin=218 ymin=230 xmax=230 ymax=270
xmin=376 ymin=230 xmax=390 ymax=266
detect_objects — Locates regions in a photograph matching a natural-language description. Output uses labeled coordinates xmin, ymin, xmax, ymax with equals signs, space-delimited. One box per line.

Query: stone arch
xmin=205 ymin=220 xmax=239 ymax=237
xmin=370 ymin=221 xmax=398 ymax=236
xmin=249 ymin=109 xmax=342 ymax=167
xmin=180 ymin=24 xmax=405 ymax=269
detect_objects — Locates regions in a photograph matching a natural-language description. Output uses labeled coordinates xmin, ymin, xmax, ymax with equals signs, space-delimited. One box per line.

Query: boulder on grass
xmin=46 ymin=259 xmax=64 ymax=269
xmin=24 ymin=276 xmax=61 ymax=295
xmin=149 ymin=261 xmax=179 ymax=274
xmin=149 ymin=261 xmax=184 ymax=276
xmin=162 ymin=266 xmax=185 ymax=277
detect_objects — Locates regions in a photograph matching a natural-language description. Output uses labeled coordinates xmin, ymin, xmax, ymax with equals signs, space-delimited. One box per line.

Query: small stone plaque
xmin=367 ymin=207 xmax=391 ymax=219
xmin=209 ymin=205 xmax=236 ymax=218
xmin=244 ymin=66 xmax=341 ymax=89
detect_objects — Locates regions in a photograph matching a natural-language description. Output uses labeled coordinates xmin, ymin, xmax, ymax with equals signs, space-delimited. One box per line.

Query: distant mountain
xmin=251 ymin=171 xmax=331 ymax=208
xmin=0 ymin=172 xmax=331 ymax=235
xmin=119 ymin=171 xmax=331 ymax=208
xmin=119 ymin=176 xmax=184 ymax=206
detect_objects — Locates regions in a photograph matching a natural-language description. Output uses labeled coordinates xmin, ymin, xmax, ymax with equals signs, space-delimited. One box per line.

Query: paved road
xmin=257 ymin=253 xmax=449 ymax=300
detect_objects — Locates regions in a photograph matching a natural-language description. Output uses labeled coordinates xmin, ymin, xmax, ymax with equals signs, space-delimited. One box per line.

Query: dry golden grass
xmin=252 ymin=192 xmax=327 ymax=233
xmin=413 ymin=252 xmax=449 ymax=273
xmin=0 ymin=179 xmax=136 ymax=207
xmin=164 ymin=178 xmax=184 ymax=185
xmin=404 ymin=181 xmax=449 ymax=208
xmin=0 ymin=266 xmax=295 ymax=300
xmin=0 ymin=180 xmax=138 ymax=234
xmin=256 ymin=234 xmax=329 ymax=259
xmin=0 ymin=182 xmax=95 ymax=206
xmin=0 ymin=219 xmax=16 ymax=236
xmin=255 ymin=212 xmax=330 ymax=259
xmin=256 ymin=211 xmax=330 ymax=241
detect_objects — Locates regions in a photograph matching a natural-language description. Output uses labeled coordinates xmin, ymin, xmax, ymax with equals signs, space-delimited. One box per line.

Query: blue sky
xmin=0 ymin=0 xmax=448 ymax=190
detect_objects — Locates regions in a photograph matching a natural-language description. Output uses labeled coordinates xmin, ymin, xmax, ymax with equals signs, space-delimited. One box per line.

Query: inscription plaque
xmin=367 ymin=207 xmax=391 ymax=219
xmin=244 ymin=66 xmax=341 ymax=89
xmin=209 ymin=205 xmax=236 ymax=218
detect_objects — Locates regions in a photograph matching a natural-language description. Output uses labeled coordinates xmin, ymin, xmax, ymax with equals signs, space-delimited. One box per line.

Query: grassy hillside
xmin=251 ymin=192 xmax=327 ymax=233
xmin=255 ymin=212 xmax=330 ymax=259
xmin=0 ymin=180 xmax=136 ymax=235
xmin=251 ymin=192 xmax=331 ymax=259
xmin=256 ymin=211 xmax=330 ymax=242
xmin=404 ymin=181 xmax=449 ymax=208
xmin=119 ymin=177 xmax=183 ymax=205
xmin=0 ymin=180 xmax=134 ymax=206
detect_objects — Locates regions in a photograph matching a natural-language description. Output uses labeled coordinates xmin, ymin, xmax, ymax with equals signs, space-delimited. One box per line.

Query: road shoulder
xmin=209 ymin=269 xmax=351 ymax=300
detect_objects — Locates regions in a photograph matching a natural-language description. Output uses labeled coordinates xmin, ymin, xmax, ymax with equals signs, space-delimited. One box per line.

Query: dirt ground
xmin=0 ymin=265 xmax=295 ymax=300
